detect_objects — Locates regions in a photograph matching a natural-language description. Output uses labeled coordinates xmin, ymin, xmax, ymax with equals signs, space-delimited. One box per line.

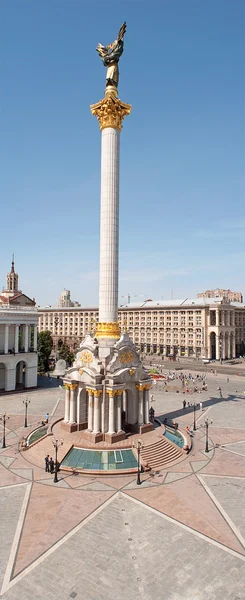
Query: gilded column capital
xmin=90 ymin=94 xmax=132 ymax=132
xmin=86 ymin=388 xmax=94 ymax=395
xmin=64 ymin=383 xmax=71 ymax=391
xmin=136 ymin=384 xmax=144 ymax=392
xmin=96 ymin=321 xmax=121 ymax=339
xmin=115 ymin=389 xmax=123 ymax=396
xmin=144 ymin=384 xmax=151 ymax=391
xmin=107 ymin=389 xmax=116 ymax=397
xmin=94 ymin=390 xmax=102 ymax=397
xmin=70 ymin=383 xmax=78 ymax=391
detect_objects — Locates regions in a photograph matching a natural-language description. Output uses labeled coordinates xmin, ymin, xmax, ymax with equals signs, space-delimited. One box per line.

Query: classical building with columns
xmin=0 ymin=259 xmax=38 ymax=392
xmin=38 ymin=296 xmax=245 ymax=361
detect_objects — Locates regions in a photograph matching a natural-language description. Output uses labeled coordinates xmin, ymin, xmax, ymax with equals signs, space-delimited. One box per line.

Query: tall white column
xmin=4 ymin=325 xmax=9 ymax=354
xmin=24 ymin=325 xmax=29 ymax=352
xmin=99 ymin=128 xmax=120 ymax=325
xmin=93 ymin=392 xmax=101 ymax=434
xmin=108 ymin=392 xmax=115 ymax=434
xmin=15 ymin=325 xmax=19 ymax=353
xmin=137 ymin=387 xmax=144 ymax=425
xmin=87 ymin=390 xmax=94 ymax=431
xmin=69 ymin=386 xmax=77 ymax=423
xmin=33 ymin=325 xmax=38 ymax=351
xmin=116 ymin=393 xmax=122 ymax=432
xmin=64 ymin=386 xmax=70 ymax=422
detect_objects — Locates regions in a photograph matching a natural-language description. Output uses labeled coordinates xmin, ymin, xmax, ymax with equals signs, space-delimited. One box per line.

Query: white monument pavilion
xmin=62 ymin=23 xmax=152 ymax=443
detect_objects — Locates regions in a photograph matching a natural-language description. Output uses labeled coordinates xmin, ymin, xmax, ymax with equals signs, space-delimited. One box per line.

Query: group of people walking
xmin=44 ymin=454 xmax=55 ymax=473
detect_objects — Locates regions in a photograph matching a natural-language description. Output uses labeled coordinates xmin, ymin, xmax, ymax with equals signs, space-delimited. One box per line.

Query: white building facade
xmin=38 ymin=297 xmax=245 ymax=361
xmin=0 ymin=259 xmax=38 ymax=392
xmin=0 ymin=306 xmax=38 ymax=392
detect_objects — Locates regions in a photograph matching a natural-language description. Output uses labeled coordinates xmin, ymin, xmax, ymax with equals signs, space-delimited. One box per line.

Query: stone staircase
xmin=23 ymin=435 xmax=72 ymax=469
xmin=141 ymin=437 xmax=183 ymax=470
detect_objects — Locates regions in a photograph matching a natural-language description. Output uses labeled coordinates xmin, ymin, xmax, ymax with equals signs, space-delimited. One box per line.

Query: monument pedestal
xmin=104 ymin=431 xmax=126 ymax=444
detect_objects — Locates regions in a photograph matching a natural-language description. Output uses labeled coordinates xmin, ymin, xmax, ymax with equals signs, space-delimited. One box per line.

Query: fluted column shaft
xmin=99 ymin=128 xmax=120 ymax=324
xmin=64 ymin=387 xmax=70 ymax=422
xmin=116 ymin=393 xmax=122 ymax=432
xmin=138 ymin=388 xmax=144 ymax=425
xmin=87 ymin=391 xmax=94 ymax=431
xmin=108 ymin=393 xmax=115 ymax=434
xmin=93 ymin=394 xmax=101 ymax=433
xmin=144 ymin=389 xmax=150 ymax=423
xmin=69 ymin=388 xmax=77 ymax=423
xmin=15 ymin=325 xmax=19 ymax=353
xmin=4 ymin=325 xmax=9 ymax=354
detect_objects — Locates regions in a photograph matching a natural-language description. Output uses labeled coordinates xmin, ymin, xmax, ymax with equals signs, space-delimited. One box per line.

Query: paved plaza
xmin=0 ymin=372 xmax=245 ymax=599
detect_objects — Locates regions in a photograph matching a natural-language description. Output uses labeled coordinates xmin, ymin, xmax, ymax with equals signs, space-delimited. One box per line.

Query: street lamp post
xmin=132 ymin=439 xmax=144 ymax=485
xmin=205 ymin=418 xmax=213 ymax=453
xmin=52 ymin=437 xmax=63 ymax=483
xmin=0 ymin=413 xmax=9 ymax=449
xmin=193 ymin=402 xmax=197 ymax=431
xmin=23 ymin=398 xmax=30 ymax=428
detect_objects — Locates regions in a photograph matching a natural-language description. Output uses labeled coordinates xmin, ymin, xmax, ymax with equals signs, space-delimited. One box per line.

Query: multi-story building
xmin=0 ymin=259 xmax=38 ymax=392
xmin=57 ymin=289 xmax=80 ymax=308
xmin=38 ymin=297 xmax=245 ymax=361
xmin=197 ymin=289 xmax=243 ymax=303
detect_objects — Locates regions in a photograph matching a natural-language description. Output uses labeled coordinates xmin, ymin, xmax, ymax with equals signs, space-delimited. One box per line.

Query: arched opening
xmin=16 ymin=361 xmax=26 ymax=390
xmin=78 ymin=388 xmax=88 ymax=427
xmin=210 ymin=332 xmax=216 ymax=360
xmin=124 ymin=388 xmax=137 ymax=433
xmin=0 ymin=363 xmax=6 ymax=391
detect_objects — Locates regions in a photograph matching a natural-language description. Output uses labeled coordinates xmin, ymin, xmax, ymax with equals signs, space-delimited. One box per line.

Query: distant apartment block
xmin=197 ymin=289 xmax=243 ymax=303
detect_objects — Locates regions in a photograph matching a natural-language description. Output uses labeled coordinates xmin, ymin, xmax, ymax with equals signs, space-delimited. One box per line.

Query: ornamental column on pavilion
xmin=62 ymin=23 xmax=152 ymax=443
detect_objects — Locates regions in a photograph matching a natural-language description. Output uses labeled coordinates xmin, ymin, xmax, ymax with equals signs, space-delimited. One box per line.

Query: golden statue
xmin=96 ymin=22 xmax=126 ymax=90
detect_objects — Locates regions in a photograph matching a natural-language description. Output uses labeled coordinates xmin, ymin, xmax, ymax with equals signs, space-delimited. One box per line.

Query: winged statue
xmin=96 ymin=22 xmax=127 ymax=89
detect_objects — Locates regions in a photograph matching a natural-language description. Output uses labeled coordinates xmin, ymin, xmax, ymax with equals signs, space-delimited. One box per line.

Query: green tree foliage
xmin=37 ymin=331 xmax=53 ymax=372
xmin=58 ymin=341 xmax=74 ymax=367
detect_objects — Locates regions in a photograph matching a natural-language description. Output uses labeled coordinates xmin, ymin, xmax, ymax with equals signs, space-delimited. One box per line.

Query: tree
xmin=58 ymin=341 xmax=74 ymax=367
xmin=37 ymin=331 xmax=53 ymax=372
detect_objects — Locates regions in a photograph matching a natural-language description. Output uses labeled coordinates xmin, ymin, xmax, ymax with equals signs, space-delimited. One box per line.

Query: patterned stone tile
xmin=200 ymin=475 xmax=245 ymax=541
xmin=124 ymin=474 xmax=245 ymax=554
xmin=164 ymin=472 xmax=190 ymax=484
xmin=10 ymin=468 xmax=33 ymax=481
xmin=190 ymin=459 xmax=209 ymax=472
xmin=14 ymin=483 xmax=115 ymax=576
xmin=0 ymin=484 xmax=28 ymax=590
xmin=201 ymin=448 xmax=245 ymax=477
xmin=0 ymin=456 xmax=16 ymax=468
xmin=77 ymin=481 xmax=116 ymax=491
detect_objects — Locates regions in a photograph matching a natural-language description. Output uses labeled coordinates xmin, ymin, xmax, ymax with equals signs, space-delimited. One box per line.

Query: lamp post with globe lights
xmin=52 ymin=437 xmax=63 ymax=483
xmin=0 ymin=413 xmax=9 ymax=449
xmin=132 ymin=439 xmax=144 ymax=485
xmin=205 ymin=418 xmax=213 ymax=453
xmin=23 ymin=398 xmax=30 ymax=428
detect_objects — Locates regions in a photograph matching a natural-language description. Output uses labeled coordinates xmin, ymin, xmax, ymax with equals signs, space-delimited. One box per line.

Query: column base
xmin=83 ymin=431 xmax=104 ymax=443
xmin=104 ymin=431 xmax=126 ymax=444
xmin=139 ymin=423 xmax=154 ymax=434
xmin=61 ymin=421 xmax=88 ymax=433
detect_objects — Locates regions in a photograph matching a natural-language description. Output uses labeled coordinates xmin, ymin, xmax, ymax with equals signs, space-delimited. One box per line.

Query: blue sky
xmin=1 ymin=0 xmax=244 ymax=306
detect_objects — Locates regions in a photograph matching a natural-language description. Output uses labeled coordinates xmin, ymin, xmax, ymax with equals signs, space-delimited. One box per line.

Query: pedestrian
xmin=227 ymin=376 xmax=229 ymax=383
xmin=200 ymin=402 xmax=203 ymax=411
xmin=45 ymin=454 xmax=50 ymax=472
xmin=49 ymin=457 xmax=54 ymax=474
xmin=150 ymin=394 xmax=154 ymax=403
xmin=219 ymin=388 xmax=223 ymax=398
xmin=183 ymin=399 xmax=186 ymax=409
xmin=45 ymin=412 xmax=49 ymax=423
